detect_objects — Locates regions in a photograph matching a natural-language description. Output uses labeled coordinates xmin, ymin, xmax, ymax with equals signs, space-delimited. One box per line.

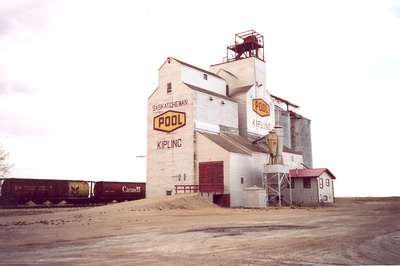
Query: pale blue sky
xmin=0 ymin=0 xmax=399 ymax=196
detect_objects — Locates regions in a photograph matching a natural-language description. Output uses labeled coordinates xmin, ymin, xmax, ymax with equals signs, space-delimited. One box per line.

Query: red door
xmin=199 ymin=161 xmax=224 ymax=193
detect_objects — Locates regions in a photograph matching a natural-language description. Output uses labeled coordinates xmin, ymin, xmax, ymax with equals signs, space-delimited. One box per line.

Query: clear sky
xmin=1 ymin=0 xmax=399 ymax=196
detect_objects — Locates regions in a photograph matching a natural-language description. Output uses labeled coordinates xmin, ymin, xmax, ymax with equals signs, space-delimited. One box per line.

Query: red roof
xmin=289 ymin=168 xmax=336 ymax=179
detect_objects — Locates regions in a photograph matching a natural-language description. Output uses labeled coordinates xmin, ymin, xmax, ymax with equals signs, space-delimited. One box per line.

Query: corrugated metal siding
xmin=290 ymin=114 xmax=313 ymax=167
xmin=275 ymin=106 xmax=291 ymax=148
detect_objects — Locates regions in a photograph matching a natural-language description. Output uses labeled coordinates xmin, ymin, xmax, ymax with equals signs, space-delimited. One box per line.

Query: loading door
xmin=212 ymin=194 xmax=230 ymax=208
xmin=199 ymin=161 xmax=224 ymax=193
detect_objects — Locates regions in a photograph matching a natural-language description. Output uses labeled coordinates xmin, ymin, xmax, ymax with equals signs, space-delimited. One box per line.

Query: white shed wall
xmin=317 ymin=172 xmax=335 ymax=203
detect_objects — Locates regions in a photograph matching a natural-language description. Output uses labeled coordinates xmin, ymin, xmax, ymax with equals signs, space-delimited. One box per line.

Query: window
xmin=221 ymin=100 xmax=225 ymax=105
xmin=319 ymin=178 xmax=324 ymax=189
xmin=203 ymin=73 xmax=208 ymax=80
xmin=226 ymin=85 xmax=229 ymax=96
xmin=323 ymin=195 xmax=328 ymax=201
xmin=303 ymin=178 xmax=311 ymax=189
xmin=167 ymin=82 xmax=172 ymax=94
xmin=326 ymin=179 xmax=330 ymax=186
xmin=240 ymin=177 xmax=244 ymax=184
xmin=287 ymin=179 xmax=295 ymax=189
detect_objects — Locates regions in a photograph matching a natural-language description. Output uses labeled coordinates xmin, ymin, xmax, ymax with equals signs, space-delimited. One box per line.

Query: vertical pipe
xmin=289 ymin=175 xmax=293 ymax=206
xmin=275 ymin=125 xmax=284 ymax=164
xmin=278 ymin=173 xmax=282 ymax=207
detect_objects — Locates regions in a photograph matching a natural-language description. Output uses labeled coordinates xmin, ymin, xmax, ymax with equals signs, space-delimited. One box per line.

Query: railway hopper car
xmin=0 ymin=178 xmax=89 ymax=205
xmin=94 ymin=181 xmax=145 ymax=203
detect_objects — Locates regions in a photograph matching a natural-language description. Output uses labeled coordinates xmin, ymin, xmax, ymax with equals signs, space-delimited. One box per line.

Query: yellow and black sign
xmin=153 ymin=110 xmax=186 ymax=133
xmin=252 ymin=98 xmax=270 ymax=117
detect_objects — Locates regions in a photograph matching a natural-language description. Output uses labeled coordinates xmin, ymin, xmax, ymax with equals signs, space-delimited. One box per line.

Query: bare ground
xmin=0 ymin=195 xmax=399 ymax=265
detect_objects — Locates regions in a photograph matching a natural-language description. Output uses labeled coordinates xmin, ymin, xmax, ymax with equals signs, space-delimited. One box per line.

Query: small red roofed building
xmin=283 ymin=168 xmax=336 ymax=206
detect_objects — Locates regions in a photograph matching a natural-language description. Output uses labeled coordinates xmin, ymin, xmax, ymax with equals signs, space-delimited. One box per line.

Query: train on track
xmin=0 ymin=178 xmax=145 ymax=206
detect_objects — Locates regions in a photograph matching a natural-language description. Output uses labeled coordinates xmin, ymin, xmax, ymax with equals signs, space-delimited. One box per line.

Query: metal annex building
xmin=147 ymin=30 xmax=334 ymax=207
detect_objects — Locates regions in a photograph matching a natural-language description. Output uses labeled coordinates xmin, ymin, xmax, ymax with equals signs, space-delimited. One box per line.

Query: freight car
xmin=0 ymin=178 xmax=146 ymax=206
xmin=0 ymin=178 xmax=89 ymax=205
xmin=94 ymin=181 xmax=146 ymax=203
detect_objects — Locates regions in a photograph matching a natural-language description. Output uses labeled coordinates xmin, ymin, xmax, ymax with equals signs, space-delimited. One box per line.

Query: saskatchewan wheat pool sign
xmin=153 ymin=110 xmax=186 ymax=133
xmin=252 ymin=98 xmax=270 ymax=117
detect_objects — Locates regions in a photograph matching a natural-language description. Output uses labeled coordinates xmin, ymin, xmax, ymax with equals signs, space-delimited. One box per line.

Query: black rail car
xmin=0 ymin=178 xmax=89 ymax=205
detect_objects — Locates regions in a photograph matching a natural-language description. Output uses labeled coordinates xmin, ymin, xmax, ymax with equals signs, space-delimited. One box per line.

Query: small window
xmin=226 ymin=85 xmax=229 ymax=96
xmin=287 ymin=179 xmax=295 ymax=189
xmin=167 ymin=82 xmax=172 ymax=94
xmin=303 ymin=178 xmax=311 ymax=189
xmin=319 ymin=178 xmax=324 ymax=189
xmin=326 ymin=179 xmax=330 ymax=186
xmin=323 ymin=195 xmax=328 ymax=201
xmin=221 ymin=100 xmax=225 ymax=105
xmin=240 ymin=177 xmax=244 ymax=184
xmin=209 ymin=96 xmax=214 ymax=101
xmin=203 ymin=73 xmax=208 ymax=80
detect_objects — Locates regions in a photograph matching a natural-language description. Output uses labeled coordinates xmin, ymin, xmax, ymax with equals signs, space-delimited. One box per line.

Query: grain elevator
xmin=147 ymin=30 xmax=333 ymax=207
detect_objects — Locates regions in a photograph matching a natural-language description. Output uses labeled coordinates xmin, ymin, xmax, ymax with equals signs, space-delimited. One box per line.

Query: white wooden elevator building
xmin=147 ymin=30 xmax=335 ymax=207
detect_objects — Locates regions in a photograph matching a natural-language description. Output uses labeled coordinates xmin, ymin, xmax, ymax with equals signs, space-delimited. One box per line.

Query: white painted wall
xmin=243 ymin=187 xmax=266 ymax=208
xmin=229 ymin=153 xmax=252 ymax=207
xmin=229 ymin=152 xmax=267 ymax=207
xmin=210 ymin=57 xmax=256 ymax=89
xmin=246 ymin=86 xmax=275 ymax=137
xmin=252 ymin=153 xmax=268 ymax=187
xmin=194 ymin=121 xmax=220 ymax=133
xmin=283 ymin=152 xmax=304 ymax=169
xmin=317 ymin=172 xmax=335 ymax=203
xmin=181 ymin=65 xmax=226 ymax=95
xmin=147 ymin=60 xmax=196 ymax=198
xmin=193 ymin=90 xmax=238 ymax=131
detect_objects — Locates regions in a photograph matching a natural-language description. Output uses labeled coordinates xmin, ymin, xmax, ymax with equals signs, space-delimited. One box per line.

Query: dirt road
xmin=0 ymin=195 xmax=399 ymax=265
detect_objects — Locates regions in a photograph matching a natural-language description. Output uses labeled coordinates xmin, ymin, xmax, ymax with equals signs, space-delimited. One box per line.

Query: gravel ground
xmin=0 ymin=195 xmax=399 ymax=265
